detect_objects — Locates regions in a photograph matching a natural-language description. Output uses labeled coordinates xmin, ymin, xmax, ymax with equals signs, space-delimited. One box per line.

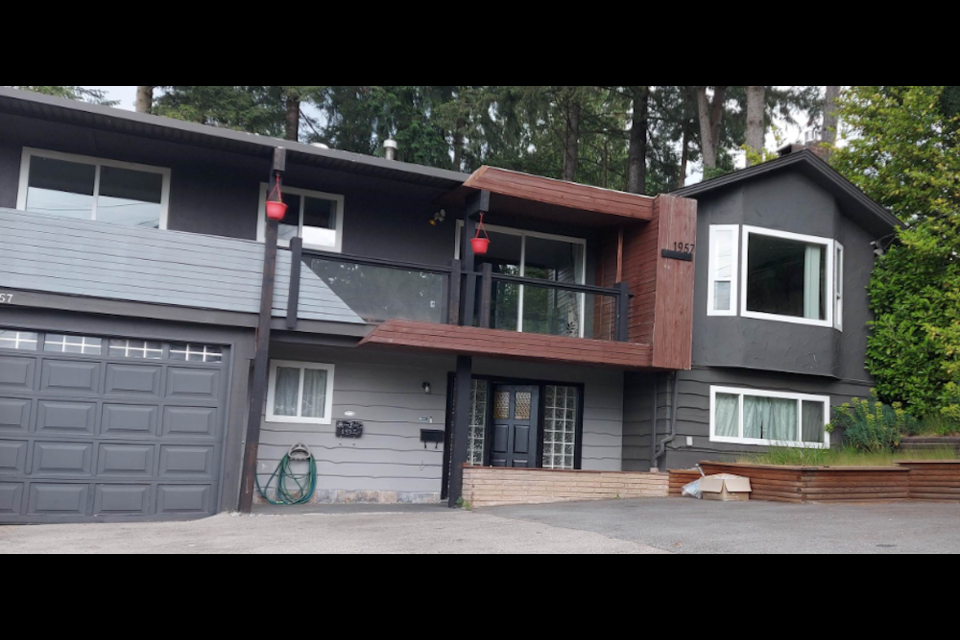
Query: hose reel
xmin=256 ymin=443 xmax=317 ymax=506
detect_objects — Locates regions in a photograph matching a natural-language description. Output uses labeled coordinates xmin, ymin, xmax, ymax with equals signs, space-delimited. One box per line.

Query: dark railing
xmin=288 ymin=242 xmax=631 ymax=342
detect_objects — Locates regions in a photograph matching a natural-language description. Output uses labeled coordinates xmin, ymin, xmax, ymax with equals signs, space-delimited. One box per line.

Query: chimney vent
xmin=384 ymin=139 xmax=398 ymax=161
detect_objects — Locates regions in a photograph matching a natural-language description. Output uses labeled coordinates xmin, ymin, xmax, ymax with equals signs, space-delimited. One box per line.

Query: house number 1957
xmin=0 ymin=293 xmax=13 ymax=304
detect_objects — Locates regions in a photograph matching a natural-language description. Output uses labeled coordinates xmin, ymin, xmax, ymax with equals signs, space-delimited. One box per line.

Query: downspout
xmin=652 ymin=371 xmax=680 ymax=471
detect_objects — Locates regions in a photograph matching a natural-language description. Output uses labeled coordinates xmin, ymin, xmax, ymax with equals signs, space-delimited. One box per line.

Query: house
xmin=0 ymin=88 xmax=898 ymax=524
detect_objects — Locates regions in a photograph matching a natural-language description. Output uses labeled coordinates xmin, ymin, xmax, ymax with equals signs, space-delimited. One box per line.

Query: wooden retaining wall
xmin=462 ymin=467 xmax=668 ymax=508
xmin=897 ymin=461 xmax=960 ymax=501
xmin=668 ymin=470 xmax=703 ymax=497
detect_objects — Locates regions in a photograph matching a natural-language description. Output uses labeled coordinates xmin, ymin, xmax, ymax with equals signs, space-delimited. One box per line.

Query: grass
xmin=735 ymin=446 xmax=960 ymax=468
xmin=912 ymin=413 xmax=960 ymax=437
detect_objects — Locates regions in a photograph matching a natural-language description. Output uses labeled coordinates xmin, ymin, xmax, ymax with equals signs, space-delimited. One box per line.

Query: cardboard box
xmin=699 ymin=474 xmax=752 ymax=502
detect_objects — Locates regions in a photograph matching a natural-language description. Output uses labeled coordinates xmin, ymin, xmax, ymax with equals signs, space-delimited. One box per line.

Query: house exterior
xmin=0 ymin=88 xmax=898 ymax=524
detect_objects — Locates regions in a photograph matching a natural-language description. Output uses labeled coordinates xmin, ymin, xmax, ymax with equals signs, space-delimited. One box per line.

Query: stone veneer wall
xmin=462 ymin=467 xmax=668 ymax=508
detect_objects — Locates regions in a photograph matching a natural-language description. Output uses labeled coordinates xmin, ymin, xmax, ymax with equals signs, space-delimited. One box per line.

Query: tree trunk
xmin=696 ymin=86 xmax=728 ymax=170
xmin=745 ymin=86 xmax=766 ymax=165
xmin=452 ymin=117 xmax=466 ymax=171
xmin=679 ymin=126 xmax=690 ymax=189
xmin=563 ymin=99 xmax=581 ymax=182
xmin=627 ymin=86 xmax=651 ymax=194
xmin=136 ymin=86 xmax=154 ymax=114
xmin=822 ymin=86 xmax=842 ymax=151
xmin=285 ymin=95 xmax=301 ymax=142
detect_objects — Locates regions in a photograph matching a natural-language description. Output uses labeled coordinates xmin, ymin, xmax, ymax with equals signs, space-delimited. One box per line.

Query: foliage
xmin=827 ymin=393 xmax=919 ymax=453
xmin=737 ymin=445 xmax=958 ymax=467
xmin=832 ymin=86 xmax=960 ymax=418
xmin=8 ymin=86 xmax=116 ymax=106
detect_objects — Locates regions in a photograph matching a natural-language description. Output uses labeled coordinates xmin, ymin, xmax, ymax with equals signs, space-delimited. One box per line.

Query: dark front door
xmin=490 ymin=385 xmax=539 ymax=468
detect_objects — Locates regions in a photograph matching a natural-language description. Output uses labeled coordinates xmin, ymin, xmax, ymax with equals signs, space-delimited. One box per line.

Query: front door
xmin=490 ymin=385 xmax=539 ymax=468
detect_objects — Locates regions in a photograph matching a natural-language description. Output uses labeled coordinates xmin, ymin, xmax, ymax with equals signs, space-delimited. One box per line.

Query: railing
xmin=288 ymin=239 xmax=631 ymax=342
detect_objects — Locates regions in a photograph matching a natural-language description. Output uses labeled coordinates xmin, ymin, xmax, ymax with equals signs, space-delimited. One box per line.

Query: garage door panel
xmin=157 ymin=485 xmax=211 ymax=514
xmin=32 ymin=442 xmax=94 ymax=476
xmin=0 ymin=398 xmax=31 ymax=433
xmin=37 ymin=401 xmax=97 ymax=436
xmin=95 ymin=485 xmax=152 ymax=515
xmin=101 ymin=404 xmax=159 ymax=438
xmin=0 ymin=483 xmax=23 ymax=515
xmin=166 ymin=368 xmax=220 ymax=400
xmin=97 ymin=444 xmax=155 ymax=477
xmin=28 ymin=483 xmax=90 ymax=515
xmin=0 ymin=356 xmax=36 ymax=392
xmin=162 ymin=406 xmax=218 ymax=438
xmin=105 ymin=364 xmax=162 ymax=398
xmin=41 ymin=360 xmax=101 ymax=395
xmin=0 ymin=440 xmax=28 ymax=475
xmin=159 ymin=445 xmax=215 ymax=478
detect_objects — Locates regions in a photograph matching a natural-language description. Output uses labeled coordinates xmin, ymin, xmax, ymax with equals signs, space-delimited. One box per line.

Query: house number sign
xmin=0 ymin=293 xmax=13 ymax=304
xmin=336 ymin=421 xmax=364 ymax=439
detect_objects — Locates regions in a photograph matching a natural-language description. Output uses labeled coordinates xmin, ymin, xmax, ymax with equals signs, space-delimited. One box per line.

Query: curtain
xmin=804 ymin=245 xmax=822 ymax=320
xmin=743 ymin=396 xmax=767 ymax=440
xmin=715 ymin=394 xmax=740 ymax=438
xmin=802 ymin=401 xmax=825 ymax=444
xmin=273 ymin=367 xmax=300 ymax=417
xmin=767 ymin=398 xmax=798 ymax=442
xmin=301 ymin=368 xmax=328 ymax=419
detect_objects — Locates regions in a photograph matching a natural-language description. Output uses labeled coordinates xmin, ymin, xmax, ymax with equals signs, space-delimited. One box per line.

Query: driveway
xmin=1 ymin=500 xmax=958 ymax=554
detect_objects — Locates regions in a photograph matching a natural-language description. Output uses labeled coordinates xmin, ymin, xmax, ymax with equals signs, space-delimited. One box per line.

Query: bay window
xmin=711 ymin=386 xmax=831 ymax=448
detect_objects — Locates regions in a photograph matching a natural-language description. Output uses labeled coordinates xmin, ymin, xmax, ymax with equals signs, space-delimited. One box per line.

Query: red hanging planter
xmin=265 ymin=176 xmax=288 ymax=222
xmin=471 ymin=213 xmax=490 ymax=256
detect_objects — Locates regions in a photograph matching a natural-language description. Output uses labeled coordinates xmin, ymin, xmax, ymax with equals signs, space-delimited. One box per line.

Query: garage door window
xmin=170 ymin=344 xmax=223 ymax=363
xmin=43 ymin=334 xmax=103 ymax=355
xmin=109 ymin=340 xmax=164 ymax=359
xmin=267 ymin=360 xmax=335 ymax=425
xmin=0 ymin=329 xmax=39 ymax=351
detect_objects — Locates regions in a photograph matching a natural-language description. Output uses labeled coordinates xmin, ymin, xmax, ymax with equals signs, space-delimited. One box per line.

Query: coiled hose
xmin=256 ymin=449 xmax=318 ymax=506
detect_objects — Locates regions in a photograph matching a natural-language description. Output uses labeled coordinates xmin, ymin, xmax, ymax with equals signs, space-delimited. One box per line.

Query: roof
xmin=0 ymin=87 xmax=468 ymax=190
xmin=673 ymin=149 xmax=903 ymax=236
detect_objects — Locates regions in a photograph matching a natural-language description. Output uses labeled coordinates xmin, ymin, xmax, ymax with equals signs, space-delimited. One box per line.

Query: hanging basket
xmin=265 ymin=177 xmax=287 ymax=221
xmin=472 ymin=213 xmax=490 ymax=256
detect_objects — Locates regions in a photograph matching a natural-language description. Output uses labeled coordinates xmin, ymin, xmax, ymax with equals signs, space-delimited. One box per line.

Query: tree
xmin=832 ymin=86 xmax=960 ymax=417
xmin=155 ymin=86 xmax=287 ymax=137
xmin=626 ymin=86 xmax=651 ymax=193
xmin=695 ymin=86 xmax=728 ymax=175
xmin=744 ymin=86 xmax=766 ymax=165
xmin=8 ymin=86 xmax=116 ymax=105
xmin=822 ymin=85 xmax=842 ymax=147
xmin=136 ymin=86 xmax=155 ymax=114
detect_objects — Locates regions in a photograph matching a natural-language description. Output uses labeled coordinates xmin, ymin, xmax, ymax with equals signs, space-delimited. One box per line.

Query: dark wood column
xmin=447 ymin=355 xmax=473 ymax=508
xmin=238 ymin=147 xmax=286 ymax=514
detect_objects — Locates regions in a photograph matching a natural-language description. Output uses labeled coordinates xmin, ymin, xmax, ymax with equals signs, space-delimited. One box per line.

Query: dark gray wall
xmin=690 ymin=171 xmax=877 ymax=381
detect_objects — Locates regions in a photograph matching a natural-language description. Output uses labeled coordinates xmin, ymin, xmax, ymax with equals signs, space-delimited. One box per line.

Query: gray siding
xmin=0 ymin=208 xmax=363 ymax=325
xmin=622 ymin=372 xmax=669 ymax=472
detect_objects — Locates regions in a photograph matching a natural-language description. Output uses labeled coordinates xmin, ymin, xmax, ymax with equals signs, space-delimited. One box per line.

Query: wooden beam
xmin=448 ymin=355 xmax=473 ymax=508
xmin=479 ymin=263 xmax=493 ymax=329
xmin=448 ymin=259 xmax=461 ymax=325
xmin=285 ymin=236 xmax=302 ymax=330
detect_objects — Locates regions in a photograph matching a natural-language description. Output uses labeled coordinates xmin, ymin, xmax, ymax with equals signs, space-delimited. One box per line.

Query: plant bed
xmin=699 ymin=462 xmax=911 ymax=504
xmin=895 ymin=460 xmax=960 ymax=501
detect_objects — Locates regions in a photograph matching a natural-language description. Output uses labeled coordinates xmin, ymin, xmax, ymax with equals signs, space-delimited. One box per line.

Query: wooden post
xmin=461 ymin=190 xmax=489 ymax=328
xmin=448 ymin=259 xmax=462 ymax=325
xmin=238 ymin=147 xmax=286 ymax=514
xmin=616 ymin=281 xmax=631 ymax=342
xmin=479 ymin=263 xmax=493 ymax=329
xmin=286 ymin=236 xmax=303 ymax=330
xmin=448 ymin=355 xmax=473 ymax=508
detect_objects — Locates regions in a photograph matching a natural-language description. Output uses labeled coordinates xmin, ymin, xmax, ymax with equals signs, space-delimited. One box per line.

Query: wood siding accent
xmin=462 ymin=466 xmax=668 ymax=508
xmin=462 ymin=166 xmax=655 ymax=221
xmin=359 ymin=320 xmax=654 ymax=368
xmin=0 ymin=208 xmax=364 ymax=325
xmin=668 ymin=469 xmax=703 ymax=497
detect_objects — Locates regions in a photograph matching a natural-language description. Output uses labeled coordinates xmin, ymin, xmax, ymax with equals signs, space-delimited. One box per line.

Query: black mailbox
xmin=420 ymin=429 xmax=445 ymax=449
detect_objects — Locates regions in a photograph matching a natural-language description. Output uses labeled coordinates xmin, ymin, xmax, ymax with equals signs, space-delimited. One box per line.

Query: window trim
xmin=257 ymin=183 xmax=345 ymax=254
xmin=17 ymin=147 xmax=171 ymax=230
xmin=266 ymin=360 xmax=336 ymax=425
xmin=709 ymin=385 xmax=832 ymax=449
xmin=740 ymin=226 xmax=837 ymax=329
xmin=834 ymin=242 xmax=845 ymax=331
xmin=707 ymin=224 xmax=740 ymax=316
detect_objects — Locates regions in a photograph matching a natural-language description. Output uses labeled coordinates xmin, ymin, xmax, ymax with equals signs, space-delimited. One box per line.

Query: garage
xmin=0 ymin=327 xmax=231 ymax=524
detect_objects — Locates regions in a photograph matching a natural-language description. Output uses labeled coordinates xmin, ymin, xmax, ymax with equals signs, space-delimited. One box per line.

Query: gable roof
xmin=0 ymin=87 xmax=468 ymax=190
xmin=673 ymin=149 xmax=903 ymax=237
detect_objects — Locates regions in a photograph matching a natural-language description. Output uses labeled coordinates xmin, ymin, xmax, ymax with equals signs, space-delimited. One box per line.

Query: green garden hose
xmin=256 ymin=445 xmax=318 ymax=506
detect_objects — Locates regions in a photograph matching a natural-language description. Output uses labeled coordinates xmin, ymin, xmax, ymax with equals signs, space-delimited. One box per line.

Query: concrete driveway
xmin=1 ymin=500 xmax=958 ymax=554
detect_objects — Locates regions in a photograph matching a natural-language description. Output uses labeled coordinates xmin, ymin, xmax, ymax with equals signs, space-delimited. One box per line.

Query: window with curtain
xmin=711 ymin=386 xmax=830 ymax=448
xmin=743 ymin=227 xmax=839 ymax=327
xmin=267 ymin=361 xmax=335 ymax=424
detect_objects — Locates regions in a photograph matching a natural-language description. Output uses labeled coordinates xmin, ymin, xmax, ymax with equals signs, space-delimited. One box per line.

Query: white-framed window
xmin=710 ymin=386 xmax=831 ymax=449
xmin=0 ymin=329 xmax=38 ymax=351
xmin=834 ymin=242 xmax=845 ymax=331
xmin=44 ymin=334 xmax=103 ymax=355
xmin=17 ymin=148 xmax=170 ymax=230
xmin=109 ymin=340 xmax=163 ymax=360
xmin=266 ymin=360 xmax=335 ymax=425
xmin=741 ymin=226 xmax=839 ymax=329
xmin=257 ymin=184 xmax=344 ymax=253
xmin=708 ymin=225 xmax=739 ymax=315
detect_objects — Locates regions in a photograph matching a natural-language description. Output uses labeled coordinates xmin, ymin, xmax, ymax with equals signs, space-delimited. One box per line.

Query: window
xmin=708 ymin=225 xmax=739 ymax=315
xmin=741 ymin=226 xmax=838 ymax=328
xmin=266 ymin=360 xmax=335 ymax=424
xmin=170 ymin=344 xmax=223 ymax=363
xmin=258 ymin=185 xmax=344 ymax=253
xmin=44 ymin=334 xmax=102 ymax=355
xmin=710 ymin=386 xmax=831 ymax=449
xmin=543 ymin=385 xmax=578 ymax=470
xmin=17 ymin=148 xmax=170 ymax=229
xmin=0 ymin=329 xmax=38 ymax=351
xmin=467 ymin=380 xmax=489 ymax=466
xmin=834 ymin=242 xmax=845 ymax=330
xmin=109 ymin=340 xmax=163 ymax=360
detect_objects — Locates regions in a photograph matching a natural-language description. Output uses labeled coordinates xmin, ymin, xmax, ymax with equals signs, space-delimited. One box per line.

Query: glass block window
xmin=543 ymin=385 xmax=578 ymax=470
xmin=468 ymin=380 xmax=489 ymax=466
xmin=0 ymin=330 xmax=39 ymax=351
xmin=170 ymin=344 xmax=223 ymax=363
xmin=109 ymin=340 xmax=163 ymax=359
xmin=43 ymin=334 xmax=102 ymax=355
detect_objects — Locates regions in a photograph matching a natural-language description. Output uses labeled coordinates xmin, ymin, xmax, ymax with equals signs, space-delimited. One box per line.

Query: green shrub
xmin=827 ymin=392 xmax=919 ymax=453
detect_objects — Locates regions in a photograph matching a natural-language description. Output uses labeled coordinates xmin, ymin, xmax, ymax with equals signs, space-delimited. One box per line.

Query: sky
xmin=84 ymin=86 xmax=823 ymax=185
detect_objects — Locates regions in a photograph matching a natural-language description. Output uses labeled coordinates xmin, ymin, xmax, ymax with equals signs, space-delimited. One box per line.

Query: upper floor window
xmin=258 ymin=184 xmax=344 ymax=253
xmin=17 ymin=148 xmax=170 ymax=229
